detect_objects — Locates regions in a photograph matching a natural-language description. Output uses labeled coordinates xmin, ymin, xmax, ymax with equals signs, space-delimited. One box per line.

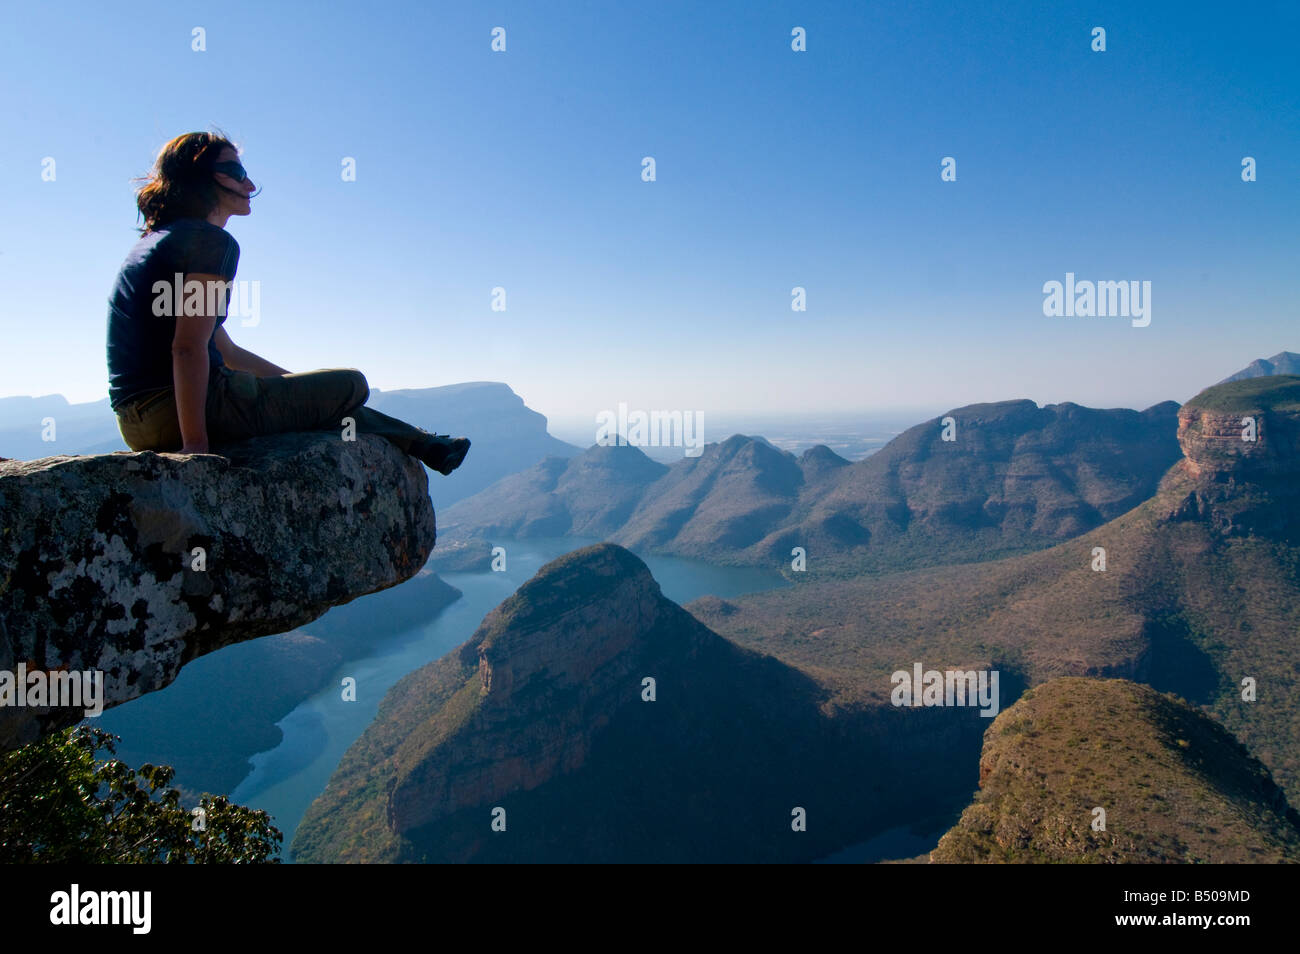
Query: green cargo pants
xmin=115 ymin=366 xmax=433 ymax=456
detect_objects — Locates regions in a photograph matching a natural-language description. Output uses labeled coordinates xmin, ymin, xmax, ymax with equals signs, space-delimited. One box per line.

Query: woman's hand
xmin=179 ymin=440 xmax=211 ymax=455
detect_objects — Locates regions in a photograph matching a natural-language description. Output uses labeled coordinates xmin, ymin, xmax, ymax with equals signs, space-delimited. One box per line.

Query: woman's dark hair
xmin=134 ymin=131 xmax=247 ymax=233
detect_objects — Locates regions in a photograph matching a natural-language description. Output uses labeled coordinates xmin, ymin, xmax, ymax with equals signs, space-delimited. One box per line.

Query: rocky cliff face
xmin=1176 ymin=380 xmax=1300 ymax=480
xmin=1162 ymin=375 xmax=1300 ymax=536
xmin=0 ymin=431 xmax=436 ymax=750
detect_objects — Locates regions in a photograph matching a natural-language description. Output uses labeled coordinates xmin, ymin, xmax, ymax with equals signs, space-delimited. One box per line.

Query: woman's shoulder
xmin=148 ymin=219 xmax=239 ymax=275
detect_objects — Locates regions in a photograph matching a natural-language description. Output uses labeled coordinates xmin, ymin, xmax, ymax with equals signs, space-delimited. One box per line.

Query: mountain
xmin=0 ymin=381 xmax=578 ymax=510
xmin=1219 ymin=350 xmax=1300 ymax=384
xmin=931 ymin=678 xmax=1300 ymax=863
xmin=367 ymin=382 xmax=580 ymax=508
xmin=440 ymin=400 xmax=1182 ymax=575
xmin=298 ymin=375 xmax=1300 ymax=863
xmin=0 ymin=394 xmax=125 ymax=459
xmin=293 ymin=543 xmax=986 ymax=863
xmin=694 ymin=375 xmax=1300 ymax=804
xmin=436 ymin=442 xmax=667 ymax=540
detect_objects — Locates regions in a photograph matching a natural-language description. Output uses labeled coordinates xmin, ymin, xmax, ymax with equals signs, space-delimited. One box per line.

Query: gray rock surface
xmin=0 ymin=431 xmax=436 ymax=750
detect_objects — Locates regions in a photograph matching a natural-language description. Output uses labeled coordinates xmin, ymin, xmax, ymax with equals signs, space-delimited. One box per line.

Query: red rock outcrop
xmin=1161 ymin=376 xmax=1300 ymax=536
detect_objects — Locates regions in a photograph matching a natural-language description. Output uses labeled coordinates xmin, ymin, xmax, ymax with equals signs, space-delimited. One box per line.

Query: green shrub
xmin=0 ymin=726 xmax=281 ymax=863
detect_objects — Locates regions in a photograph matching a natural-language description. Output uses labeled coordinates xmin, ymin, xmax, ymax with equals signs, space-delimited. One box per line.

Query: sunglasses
xmin=212 ymin=160 xmax=250 ymax=183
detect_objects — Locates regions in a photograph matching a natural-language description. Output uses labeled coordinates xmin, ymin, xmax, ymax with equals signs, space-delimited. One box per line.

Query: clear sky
xmin=2 ymin=0 xmax=1297 ymax=426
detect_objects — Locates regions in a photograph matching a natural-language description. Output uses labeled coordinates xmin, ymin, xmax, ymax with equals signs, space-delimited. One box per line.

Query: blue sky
xmin=2 ymin=0 xmax=1297 ymax=429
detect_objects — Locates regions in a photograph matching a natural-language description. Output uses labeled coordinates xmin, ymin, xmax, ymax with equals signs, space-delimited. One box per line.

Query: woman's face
xmin=212 ymin=145 xmax=255 ymax=218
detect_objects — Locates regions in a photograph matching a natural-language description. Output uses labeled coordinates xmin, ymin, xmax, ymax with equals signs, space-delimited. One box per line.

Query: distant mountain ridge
xmin=0 ymin=394 xmax=125 ymax=457
xmin=440 ymin=399 xmax=1183 ymax=575
xmin=1219 ymin=350 xmax=1300 ymax=384
xmin=367 ymin=382 xmax=580 ymax=507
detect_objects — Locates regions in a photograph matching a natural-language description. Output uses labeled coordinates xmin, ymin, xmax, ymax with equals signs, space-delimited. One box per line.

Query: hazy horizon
xmin=0 ymin=362 xmax=1263 ymax=422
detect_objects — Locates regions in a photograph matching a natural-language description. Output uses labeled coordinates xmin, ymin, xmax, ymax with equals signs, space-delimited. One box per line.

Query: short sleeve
xmin=179 ymin=227 xmax=240 ymax=280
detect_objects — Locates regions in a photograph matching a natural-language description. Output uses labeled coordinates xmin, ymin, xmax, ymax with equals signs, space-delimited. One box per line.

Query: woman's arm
xmin=172 ymin=274 xmax=222 ymax=454
xmin=213 ymin=326 xmax=290 ymax=376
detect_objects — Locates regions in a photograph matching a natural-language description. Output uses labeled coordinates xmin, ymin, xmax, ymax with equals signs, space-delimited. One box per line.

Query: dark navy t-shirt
xmin=105 ymin=218 xmax=240 ymax=410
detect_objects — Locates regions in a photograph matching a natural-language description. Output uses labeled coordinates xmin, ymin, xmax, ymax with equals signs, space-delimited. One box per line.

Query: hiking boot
xmin=414 ymin=434 xmax=471 ymax=475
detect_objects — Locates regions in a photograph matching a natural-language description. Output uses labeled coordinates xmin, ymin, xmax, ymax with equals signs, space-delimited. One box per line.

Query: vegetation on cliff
xmin=931 ymin=679 xmax=1300 ymax=863
xmin=1187 ymin=373 xmax=1300 ymax=413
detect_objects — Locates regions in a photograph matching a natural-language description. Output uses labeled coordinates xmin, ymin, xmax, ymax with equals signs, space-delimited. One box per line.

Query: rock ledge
xmin=0 ymin=431 xmax=436 ymax=750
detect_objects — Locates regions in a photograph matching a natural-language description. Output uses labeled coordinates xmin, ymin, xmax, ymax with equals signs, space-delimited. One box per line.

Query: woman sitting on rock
xmin=106 ymin=130 xmax=470 ymax=475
